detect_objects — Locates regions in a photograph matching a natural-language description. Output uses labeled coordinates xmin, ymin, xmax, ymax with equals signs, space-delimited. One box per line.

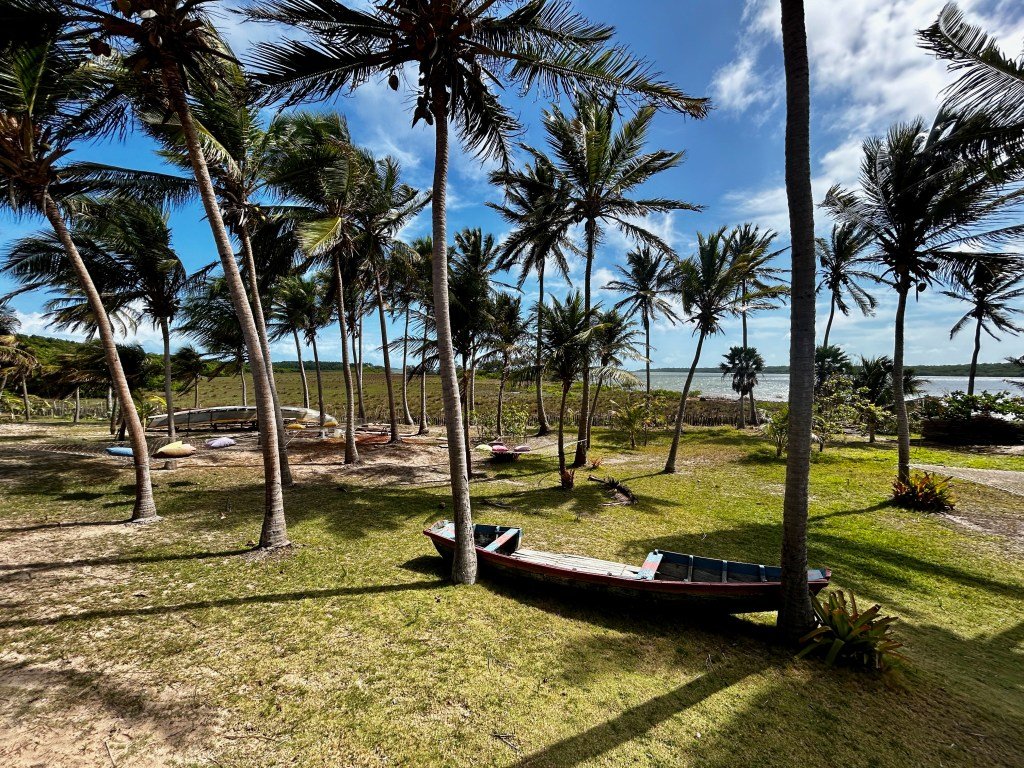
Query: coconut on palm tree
xmin=943 ymin=259 xmax=1024 ymax=395
xmin=663 ymin=229 xmax=747 ymax=473
xmin=823 ymin=111 xmax=1024 ymax=483
xmin=250 ymin=0 xmax=707 ymax=584
xmin=816 ymin=222 xmax=877 ymax=348
xmin=489 ymin=156 xmax=573 ymax=436
xmin=604 ymin=245 xmax=678 ymax=398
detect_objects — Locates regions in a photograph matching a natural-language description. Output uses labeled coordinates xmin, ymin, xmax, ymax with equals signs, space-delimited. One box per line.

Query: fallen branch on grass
xmin=587 ymin=475 xmax=638 ymax=505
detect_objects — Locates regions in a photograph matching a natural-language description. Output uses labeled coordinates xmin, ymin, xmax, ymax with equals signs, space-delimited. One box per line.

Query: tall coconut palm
xmin=604 ymin=245 xmax=678 ymax=396
xmin=0 ymin=300 xmax=35 ymax=404
xmin=815 ymin=222 xmax=877 ymax=347
xmin=266 ymin=112 xmax=367 ymax=464
xmin=391 ymin=241 xmax=424 ymax=426
xmin=943 ymin=260 xmax=1024 ymax=394
xmin=0 ymin=13 xmax=158 ymax=521
xmin=250 ymin=0 xmax=707 ymax=585
xmin=720 ymin=345 xmax=765 ymax=428
xmin=56 ymin=0 xmax=288 ymax=547
xmin=726 ymin=224 xmax=787 ymax=354
xmin=779 ymin=0 xmax=818 ymax=642
xmin=409 ymin=236 xmax=435 ymax=434
xmin=536 ymin=96 xmax=699 ymax=467
xmin=487 ymin=293 xmax=530 ymax=437
xmin=541 ymin=291 xmax=593 ymax=485
xmin=588 ymin=308 xmax=641 ymax=435
xmin=270 ymin=275 xmax=318 ymax=410
xmin=179 ymin=279 xmax=250 ymax=406
xmin=823 ymin=112 xmax=1024 ymax=484
xmin=489 ymin=156 xmax=573 ymax=436
xmin=356 ymin=155 xmax=430 ymax=443
xmin=663 ymin=229 xmax=747 ymax=473
xmin=853 ymin=355 xmax=925 ymax=408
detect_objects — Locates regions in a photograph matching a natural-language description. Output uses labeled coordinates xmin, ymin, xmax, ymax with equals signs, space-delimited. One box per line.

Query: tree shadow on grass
xmin=0 ymin=518 xmax=129 ymax=534
xmin=0 ymin=546 xmax=253 ymax=574
xmin=0 ymin=578 xmax=445 ymax=630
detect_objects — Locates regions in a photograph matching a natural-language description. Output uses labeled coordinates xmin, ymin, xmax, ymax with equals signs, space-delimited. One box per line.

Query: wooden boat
xmin=424 ymin=521 xmax=831 ymax=613
xmin=147 ymin=405 xmax=338 ymax=431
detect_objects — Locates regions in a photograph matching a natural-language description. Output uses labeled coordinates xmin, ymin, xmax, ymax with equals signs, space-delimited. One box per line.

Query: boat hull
xmin=424 ymin=526 xmax=830 ymax=613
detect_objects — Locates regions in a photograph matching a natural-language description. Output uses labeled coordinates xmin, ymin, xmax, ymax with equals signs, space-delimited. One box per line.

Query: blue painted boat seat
xmin=637 ymin=551 xmax=663 ymax=580
xmin=484 ymin=527 xmax=520 ymax=553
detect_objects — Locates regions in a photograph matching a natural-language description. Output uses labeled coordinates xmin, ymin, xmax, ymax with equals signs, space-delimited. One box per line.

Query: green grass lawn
xmin=0 ymin=423 xmax=1021 ymax=767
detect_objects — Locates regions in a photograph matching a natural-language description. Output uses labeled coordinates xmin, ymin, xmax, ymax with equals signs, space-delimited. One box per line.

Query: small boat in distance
xmin=147 ymin=405 xmax=338 ymax=431
xmin=424 ymin=521 xmax=831 ymax=613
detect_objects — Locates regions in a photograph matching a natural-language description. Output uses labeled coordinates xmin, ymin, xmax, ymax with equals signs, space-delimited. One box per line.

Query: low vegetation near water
xmin=1 ymin=421 xmax=1021 ymax=766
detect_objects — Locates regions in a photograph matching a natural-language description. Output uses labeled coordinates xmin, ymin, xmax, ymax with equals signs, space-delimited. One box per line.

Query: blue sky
xmin=3 ymin=0 xmax=1024 ymax=369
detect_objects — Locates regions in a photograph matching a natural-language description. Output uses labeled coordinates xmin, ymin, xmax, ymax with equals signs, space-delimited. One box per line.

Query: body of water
xmin=644 ymin=371 xmax=1020 ymax=402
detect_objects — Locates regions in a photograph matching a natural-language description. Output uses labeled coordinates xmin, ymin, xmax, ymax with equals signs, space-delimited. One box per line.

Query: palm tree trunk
xmin=418 ymin=317 xmax=429 ymax=435
xmin=645 ymin=315 xmax=651 ymax=396
xmin=749 ymin=388 xmax=759 ymax=425
xmin=822 ymin=294 xmax=836 ymax=348
xmin=373 ymin=268 xmax=400 ymax=443
xmin=664 ymin=331 xmax=706 ymax=473
xmin=292 ymin=329 xmax=310 ymax=409
xmin=333 ymin=251 xmax=359 ymax=464
xmin=432 ymin=98 xmax=476 ymax=585
xmin=160 ymin=317 xmax=177 ymax=470
xmin=891 ymin=285 xmax=912 ymax=483
xmin=42 ymin=195 xmax=157 ymax=522
xmin=497 ymin=370 xmax=507 ymax=436
xmin=968 ymin=312 xmax=982 ymax=396
xmin=461 ymin=353 xmax=473 ymax=477
xmin=469 ymin=353 xmax=477 ymax=416
xmin=588 ymin=373 xmax=605 ymax=437
xmin=356 ymin=316 xmax=366 ymax=423
xmin=574 ymin=219 xmax=597 ymax=466
xmin=240 ymin=372 xmax=247 ymax=407
xmin=163 ymin=67 xmax=286 ymax=548
xmin=193 ymin=379 xmax=199 ymax=409
xmin=20 ymin=374 xmax=29 ymax=422
xmin=238 ymin=230 xmax=293 ymax=487
xmin=106 ymin=386 xmax=113 ymax=419
xmin=401 ymin=306 xmax=414 ymax=425
xmin=557 ymin=385 xmax=569 ymax=480
xmin=536 ymin=262 xmax=550 ymax=436
xmin=737 ymin=392 xmax=746 ymax=429
xmin=310 ymin=333 xmax=326 ymax=438
xmin=73 ymin=386 xmax=80 ymax=424
xmin=778 ymin=0 xmax=817 ymax=643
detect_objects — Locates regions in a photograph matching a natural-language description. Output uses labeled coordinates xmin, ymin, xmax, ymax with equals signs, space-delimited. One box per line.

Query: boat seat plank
xmin=638 ymin=552 xmax=663 ymax=580
xmin=485 ymin=527 xmax=520 ymax=552
xmin=511 ymin=548 xmax=641 ymax=578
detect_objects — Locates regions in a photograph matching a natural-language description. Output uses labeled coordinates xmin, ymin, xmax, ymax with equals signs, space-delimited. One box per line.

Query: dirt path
xmin=912 ymin=463 xmax=1024 ymax=497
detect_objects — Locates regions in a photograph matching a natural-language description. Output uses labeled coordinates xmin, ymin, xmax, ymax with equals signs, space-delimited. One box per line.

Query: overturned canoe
xmin=148 ymin=406 xmax=338 ymax=431
xmin=424 ymin=521 xmax=831 ymax=613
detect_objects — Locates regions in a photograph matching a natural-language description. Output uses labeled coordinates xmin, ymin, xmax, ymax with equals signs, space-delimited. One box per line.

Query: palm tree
xmin=356 ymin=155 xmax=430 ymax=443
xmin=410 ymin=236 xmax=435 ymax=434
xmin=814 ymin=344 xmax=851 ymax=394
xmin=489 ymin=156 xmax=573 ymax=435
xmin=853 ymin=355 xmax=926 ymax=408
xmin=663 ymin=229 xmax=746 ymax=473
xmin=1005 ymin=354 xmax=1024 ymax=391
xmin=0 ymin=17 xmax=158 ymax=521
xmin=449 ymin=228 xmax=498 ymax=473
xmin=727 ymin=223 xmax=788 ymax=352
xmin=171 ymin=344 xmax=210 ymax=409
xmin=536 ymin=96 xmax=699 ymax=466
xmin=0 ymin=301 xmax=35 ymax=406
xmin=720 ymin=346 xmax=765 ymax=428
xmin=943 ymin=260 xmax=1024 ymax=394
xmin=588 ymin=308 xmax=641 ymax=435
xmin=487 ymin=293 xmax=530 ymax=437
xmin=66 ymin=0 xmax=288 ymax=547
xmin=179 ymin=279 xmax=250 ymax=406
xmin=604 ymin=245 xmax=679 ymax=396
xmin=542 ymin=292 xmax=592 ymax=486
xmin=270 ymin=275 xmax=318 ymax=410
xmin=816 ymin=223 xmax=877 ymax=347
xmin=266 ymin=112 xmax=367 ymax=464
xmin=823 ymin=112 xmax=1024 ymax=483
xmin=250 ymin=0 xmax=708 ymax=585
xmin=779 ymin=0 xmax=818 ymax=642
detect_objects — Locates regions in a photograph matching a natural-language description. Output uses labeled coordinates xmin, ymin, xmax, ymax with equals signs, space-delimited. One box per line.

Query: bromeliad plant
xmin=798 ymin=590 xmax=905 ymax=672
xmin=892 ymin=471 xmax=956 ymax=512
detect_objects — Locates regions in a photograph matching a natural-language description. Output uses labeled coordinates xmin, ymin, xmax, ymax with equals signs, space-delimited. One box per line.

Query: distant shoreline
xmin=647 ymin=363 xmax=1021 ymax=377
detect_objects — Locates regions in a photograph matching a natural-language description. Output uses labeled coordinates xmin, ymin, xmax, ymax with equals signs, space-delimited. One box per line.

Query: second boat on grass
xmin=424 ymin=521 xmax=831 ymax=613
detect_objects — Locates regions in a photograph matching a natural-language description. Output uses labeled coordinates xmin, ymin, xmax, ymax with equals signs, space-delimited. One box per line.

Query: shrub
xmin=761 ymin=405 xmax=789 ymax=457
xmin=891 ymin=471 xmax=955 ymax=511
xmin=797 ymin=591 xmax=904 ymax=671
xmin=559 ymin=468 xmax=575 ymax=490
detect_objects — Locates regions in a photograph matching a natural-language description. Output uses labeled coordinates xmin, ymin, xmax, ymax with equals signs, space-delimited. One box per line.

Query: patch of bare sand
xmin=0 ymin=652 xmax=220 ymax=768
